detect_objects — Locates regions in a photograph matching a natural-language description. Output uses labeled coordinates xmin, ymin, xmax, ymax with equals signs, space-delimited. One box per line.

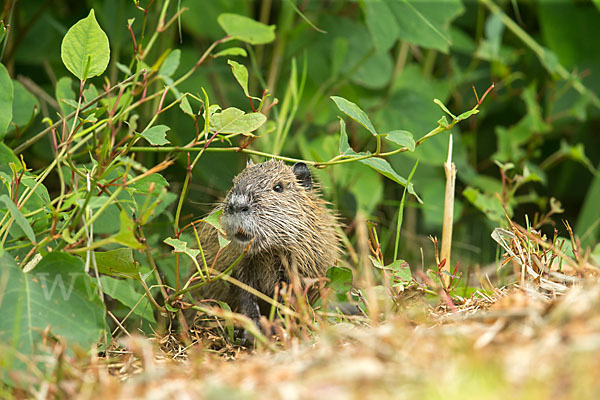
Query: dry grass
xmin=4 ymin=222 xmax=600 ymax=399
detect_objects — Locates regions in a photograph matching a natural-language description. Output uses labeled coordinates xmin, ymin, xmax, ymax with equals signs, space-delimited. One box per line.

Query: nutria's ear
xmin=246 ymin=159 xmax=255 ymax=167
xmin=293 ymin=162 xmax=312 ymax=190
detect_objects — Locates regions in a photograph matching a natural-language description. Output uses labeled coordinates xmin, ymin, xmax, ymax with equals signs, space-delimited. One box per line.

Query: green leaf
xmin=94 ymin=248 xmax=139 ymax=280
xmin=455 ymin=109 xmax=479 ymax=122
xmin=0 ymin=142 xmax=19 ymax=174
xmin=140 ymin=125 xmax=171 ymax=146
xmin=381 ymin=130 xmax=415 ymax=152
xmin=214 ymin=47 xmax=248 ymax=58
xmin=0 ymin=63 xmax=14 ymax=140
xmin=98 ymin=276 xmax=156 ymax=324
xmin=202 ymin=209 xmax=224 ymax=232
xmin=10 ymin=80 xmax=39 ymax=129
xmin=433 ymin=98 xmax=456 ymax=119
xmin=83 ymin=83 xmax=99 ymax=104
xmin=386 ymin=0 xmax=465 ymax=53
xmin=112 ymin=210 xmax=144 ymax=249
xmin=338 ymin=118 xmax=351 ymax=155
xmin=347 ymin=162 xmax=384 ymax=214
xmin=218 ymin=13 xmax=276 ymax=45
xmin=209 ymin=107 xmax=266 ymax=134
xmin=179 ymin=96 xmax=194 ymax=117
xmin=326 ymin=266 xmax=353 ymax=294
xmin=437 ymin=115 xmax=449 ymax=128
xmin=351 ymin=46 xmax=394 ymax=90
xmin=331 ymin=37 xmax=348 ymax=78
xmin=201 ymin=210 xmax=230 ymax=249
xmin=55 ymin=76 xmax=76 ymax=116
xmin=463 ymin=186 xmax=507 ymax=225
xmin=227 ymin=59 xmax=251 ymax=98
xmin=131 ymin=173 xmax=170 ymax=194
xmin=576 ymin=168 xmax=600 ymax=248
xmin=371 ymin=256 xmax=410 ymax=284
xmin=158 ymin=49 xmax=181 ymax=77
xmin=0 ymin=194 xmax=36 ymax=243
xmin=60 ymin=9 xmax=110 ymax=81
xmin=0 ymin=253 xmax=106 ymax=373
xmin=358 ymin=158 xmax=421 ymax=202
xmin=363 ymin=0 xmax=399 ymax=53
xmin=164 ymin=237 xmax=200 ymax=266
xmin=387 ymin=259 xmax=412 ymax=283
xmin=559 ymin=141 xmax=597 ymax=174
xmin=330 ymin=96 xmax=378 ymax=136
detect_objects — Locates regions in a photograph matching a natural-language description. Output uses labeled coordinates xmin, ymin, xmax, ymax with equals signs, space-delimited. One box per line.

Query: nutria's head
xmin=221 ymin=160 xmax=321 ymax=254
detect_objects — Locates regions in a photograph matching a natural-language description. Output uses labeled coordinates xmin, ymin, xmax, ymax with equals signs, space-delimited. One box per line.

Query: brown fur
xmin=197 ymin=160 xmax=341 ymax=319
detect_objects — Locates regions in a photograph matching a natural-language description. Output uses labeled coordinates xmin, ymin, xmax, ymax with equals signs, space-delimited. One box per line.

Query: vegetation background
xmin=1 ymin=0 xmax=599 ymax=397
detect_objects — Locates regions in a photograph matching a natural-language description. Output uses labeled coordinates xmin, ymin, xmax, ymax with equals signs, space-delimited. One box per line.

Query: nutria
xmin=197 ymin=159 xmax=341 ymax=337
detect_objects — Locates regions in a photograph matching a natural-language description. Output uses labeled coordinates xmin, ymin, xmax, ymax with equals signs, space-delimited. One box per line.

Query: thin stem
xmin=14 ymin=72 xmax=142 ymax=154
xmin=479 ymin=0 xmax=600 ymax=109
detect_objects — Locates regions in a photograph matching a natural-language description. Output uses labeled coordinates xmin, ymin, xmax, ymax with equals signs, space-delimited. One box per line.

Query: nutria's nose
xmin=225 ymin=194 xmax=251 ymax=214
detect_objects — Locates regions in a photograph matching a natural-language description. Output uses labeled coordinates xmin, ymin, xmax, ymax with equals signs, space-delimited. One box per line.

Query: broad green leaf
xmin=370 ymin=256 xmax=411 ymax=285
xmin=0 ymin=194 xmax=36 ymax=243
xmin=218 ymin=13 xmax=275 ymax=45
xmin=0 ymin=142 xmax=19 ymax=174
xmin=0 ymin=63 xmax=13 ymax=140
xmin=350 ymin=50 xmax=394 ymax=90
xmin=17 ymin=175 xmax=51 ymax=217
xmin=463 ymin=186 xmax=507 ymax=225
xmin=60 ymin=9 xmax=110 ymax=81
xmin=381 ymin=130 xmax=415 ymax=152
xmin=98 ymin=276 xmax=156 ymax=324
xmin=214 ymin=47 xmax=248 ymax=58
xmin=364 ymin=0 xmax=399 ymax=53
xmin=358 ymin=157 xmax=421 ymax=202
xmin=203 ymin=209 xmax=224 ymax=232
xmin=0 ymin=253 xmax=105 ymax=374
xmin=326 ymin=266 xmax=353 ymax=294
xmin=179 ymin=96 xmax=194 ymax=117
xmin=330 ymin=96 xmax=378 ymax=136
xmin=94 ymin=248 xmax=138 ymax=280
xmin=112 ymin=210 xmax=144 ymax=249
xmin=331 ymin=37 xmax=348 ymax=78
xmin=131 ymin=173 xmax=170 ymax=194
xmin=83 ymin=83 xmax=99 ymax=104
xmin=55 ymin=76 xmax=76 ymax=116
xmin=116 ymin=62 xmax=132 ymax=75
xmin=140 ymin=125 xmax=171 ymax=146
xmin=10 ymin=80 xmax=39 ymax=129
xmin=576 ymin=169 xmax=600 ymax=248
xmin=227 ymin=59 xmax=250 ymax=97
xmin=347 ymin=162 xmax=384 ymax=214
xmin=387 ymin=259 xmax=412 ymax=283
xmin=539 ymin=0 xmax=600 ymax=72
xmin=209 ymin=107 xmax=266 ymax=134
xmin=387 ymin=0 xmax=465 ymax=53
xmin=201 ymin=210 xmax=230 ymax=249
xmin=338 ymin=118 xmax=351 ymax=155
xmin=158 ymin=49 xmax=181 ymax=77
xmin=560 ymin=141 xmax=597 ymax=174
xmin=164 ymin=237 xmax=200 ymax=266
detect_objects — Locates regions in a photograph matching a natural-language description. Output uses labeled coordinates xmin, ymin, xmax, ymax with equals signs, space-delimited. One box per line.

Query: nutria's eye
xmin=273 ymin=183 xmax=284 ymax=193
